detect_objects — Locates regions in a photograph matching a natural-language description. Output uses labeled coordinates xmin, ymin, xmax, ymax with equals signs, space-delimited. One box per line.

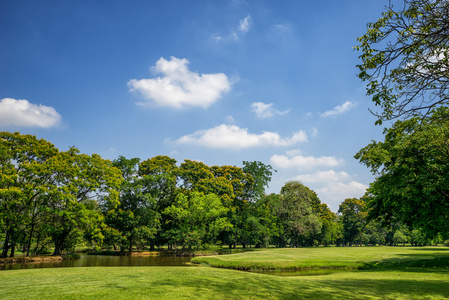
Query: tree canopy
xmin=355 ymin=107 xmax=449 ymax=239
xmin=355 ymin=0 xmax=449 ymax=124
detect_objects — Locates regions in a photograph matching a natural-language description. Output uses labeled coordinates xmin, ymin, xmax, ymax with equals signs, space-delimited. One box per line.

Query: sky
xmin=1 ymin=0 xmax=392 ymax=212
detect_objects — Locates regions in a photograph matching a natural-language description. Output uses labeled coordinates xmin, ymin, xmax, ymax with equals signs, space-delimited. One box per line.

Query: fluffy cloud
xmin=295 ymin=170 xmax=351 ymax=183
xmin=290 ymin=170 xmax=368 ymax=211
xmin=320 ymin=101 xmax=354 ymax=117
xmin=251 ymin=102 xmax=290 ymax=118
xmin=128 ymin=57 xmax=231 ymax=109
xmin=315 ymin=181 xmax=368 ymax=211
xmin=175 ymin=124 xmax=307 ymax=149
xmin=0 ymin=98 xmax=61 ymax=128
xmin=270 ymin=152 xmax=343 ymax=170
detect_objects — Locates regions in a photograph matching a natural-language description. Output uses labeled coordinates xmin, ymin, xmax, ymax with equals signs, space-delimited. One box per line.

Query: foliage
xmin=355 ymin=107 xmax=449 ymax=239
xmin=338 ymin=198 xmax=367 ymax=245
xmin=277 ymin=181 xmax=322 ymax=247
xmin=355 ymin=0 xmax=449 ymax=123
xmin=163 ymin=191 xmax=231 ymax=250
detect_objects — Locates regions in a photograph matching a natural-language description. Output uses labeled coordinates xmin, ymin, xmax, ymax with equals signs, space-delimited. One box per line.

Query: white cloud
xmin=289 ymin=170 xmax=368 ymax=212
xmin=251 ymin=102 xmax=290 ymax=118
xmin=270 ymin=152 xmax=343 ymax=170
xmin=316 ymin=181 xmax=368 ymax=211
xmin=128 ymin=57 xmax=231 ymax=109
xmin=175 ymin=124 xmax=307 ymax=149
xmin=296 ymin=170 xmax=351 ymax=183
xmin=320 ymin=101 xmax=354 ymax=117
xmin=0 ymin=98 xmax=62 ymax=128
xmin=239 ymin=15 xmax=252 ymax=33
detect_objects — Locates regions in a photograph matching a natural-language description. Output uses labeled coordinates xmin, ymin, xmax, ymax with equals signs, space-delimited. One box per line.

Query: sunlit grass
xmin=192 ymin=246 xmax=449 ymax=271
xmin=1 ymin=246 xmax=448 ymax=299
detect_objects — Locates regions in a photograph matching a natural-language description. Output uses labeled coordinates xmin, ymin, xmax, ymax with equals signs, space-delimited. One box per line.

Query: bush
xmin=444 ymin=240 xmax=449 ymax=247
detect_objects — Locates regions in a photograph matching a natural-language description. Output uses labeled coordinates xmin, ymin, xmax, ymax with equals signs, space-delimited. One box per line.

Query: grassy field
xmin=191 ymin=246 xmax=449 ymax=271
xmin=1 ymin=246 xmax=448 ymax=299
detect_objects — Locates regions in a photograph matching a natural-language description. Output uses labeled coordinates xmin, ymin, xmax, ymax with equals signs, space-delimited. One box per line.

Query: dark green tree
xmin=277 ymin=181 xmax=322 ymax=247
xmin=355 ymin=107 xmax=449 ymax=239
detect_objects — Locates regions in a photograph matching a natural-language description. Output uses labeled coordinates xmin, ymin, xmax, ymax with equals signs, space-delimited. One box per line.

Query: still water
xmin=0 ymin=254 xmax=192 ymax=271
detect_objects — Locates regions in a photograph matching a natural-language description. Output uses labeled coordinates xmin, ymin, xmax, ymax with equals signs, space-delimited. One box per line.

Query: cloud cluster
xmin=270 ymin=150 xmax=367 ymax=211
xmin=315 ymin=180 xmax=368 ymax=211
xmin=0 ymin=98 xmax=61 ymax=128
xmin=175 ymin=124 xmax=307 ymax=149
xmin=320 ymin=101 xmax=354 ymax=117
xmin=251 ymin=102 xmax=290 ymax=118
xmin=270 ymin=153 xmax=343 ymax=170
xmin=128 ymin=57 xmax=231 ymax=109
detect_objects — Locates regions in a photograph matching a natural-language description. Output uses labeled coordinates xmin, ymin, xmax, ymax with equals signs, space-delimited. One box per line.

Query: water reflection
xmin=0 ymin=254 xmax=192 ymax=271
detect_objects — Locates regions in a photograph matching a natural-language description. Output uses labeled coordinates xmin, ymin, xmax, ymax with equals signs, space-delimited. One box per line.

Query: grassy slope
xmin=1 ymin=247 xmax=448 ymax=299
xmin=192 ymin=246 xmax=449 ymax=270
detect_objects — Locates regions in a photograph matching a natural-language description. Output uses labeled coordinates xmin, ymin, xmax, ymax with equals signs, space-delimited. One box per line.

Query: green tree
xmin=338 ymin=198 xmax=367 ymax=245
xmin=104 ymin=156 xmax=159 ymax=252
xmin=242 ymin=161 xmax=275 ymax=201
xmin=277 ymin=181 xmax=322 ymax=247
xmin=0 ymin=132 xmax=59 ymax=257
xmin=355 ymin=107 xmax=449 ymax=239
xmin=355 ymin=0 xmax=449 ymax=123
xmin=138 ymin=155 xmax=179 ymax=250
xmin=45 ymin=148 xmax=122 ymax=255
xmin=163 ymin=191 xmax=231 ymax=250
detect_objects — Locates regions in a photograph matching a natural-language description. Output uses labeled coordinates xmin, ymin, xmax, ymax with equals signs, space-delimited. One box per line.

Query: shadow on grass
xmin=361 ymin=252 xmax=449 ymax=272
xmin=144 ymin=271 xmax=449 ymax=299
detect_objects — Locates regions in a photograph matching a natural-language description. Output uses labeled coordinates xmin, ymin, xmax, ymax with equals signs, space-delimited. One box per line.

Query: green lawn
xmin=192 ymin=246 xmax=449 ymax=271
xmin=1 ymin=246 xmax=448 ymax=299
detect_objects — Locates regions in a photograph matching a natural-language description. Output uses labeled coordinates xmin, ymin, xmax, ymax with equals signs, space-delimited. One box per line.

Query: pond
xmin=0 ymin=254 xmax=192 ymax=271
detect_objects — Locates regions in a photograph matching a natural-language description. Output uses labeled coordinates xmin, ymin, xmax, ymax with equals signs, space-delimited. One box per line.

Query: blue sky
xmin=1 ymin=0 xmax=391 ymax=212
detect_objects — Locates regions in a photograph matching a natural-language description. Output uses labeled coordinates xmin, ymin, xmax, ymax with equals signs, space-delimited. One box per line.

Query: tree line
xmin=2 ymin=131 xmax=445 ymax=258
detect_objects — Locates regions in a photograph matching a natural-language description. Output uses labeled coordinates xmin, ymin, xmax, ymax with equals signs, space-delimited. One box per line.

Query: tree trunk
xmin=9 ymin=243 xmax=16 ymax=258
xmin=1 ymin=230 xmax=11 ymax=258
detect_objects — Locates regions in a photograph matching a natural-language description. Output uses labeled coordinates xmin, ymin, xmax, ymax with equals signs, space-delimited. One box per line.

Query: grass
xmin=1 ymin=246 xmax=448 ymax=299
xmin=191 ymin=246 xmax=449 ymax=271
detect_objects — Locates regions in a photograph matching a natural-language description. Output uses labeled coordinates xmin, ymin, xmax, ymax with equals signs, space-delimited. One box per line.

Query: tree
xmin=138 ymin=156 xmax=179 ymax=250
xmin=163 ymin=191 xmax=231 ymax=250
xmin=355 ymin=0 xmax=449 ymax=123
xmin=46 ymin=149 xmax=122 ymax=255
xmin=338 ymin=198 xmax=367 ymax=245
xmin=355 ymin=107 xmax=449 ymax=239
xmin=242 ymin=161 xmax=275 ymax=201
xmin=277 ymin=181 xmax=322 ymax=247
xmin=104 ymin=156 xmax=159 ymax=252
xmin=0 ymin=132 xmax=59 ymax=257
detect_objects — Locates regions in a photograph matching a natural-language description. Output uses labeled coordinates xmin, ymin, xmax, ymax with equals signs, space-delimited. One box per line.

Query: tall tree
xmin=355 ymin=0 xmax=449 ymax=123
xmin=138 ymin=156 xmax=179 ymax=249
xmin=242 ymin=161 xmax=275 ymax=202
xmin=46 ymin=148 xmax=122 ymax=255
xmin=0 ymin=132 xmax=59 ymax=257
xmin=277 ymin=181 xmax=322 ymax=247
xmin=163 ymin=191 xmax=231 ymax=250
xmin=338 ymin=198 xmax=367 ymax=245
xmin=355 ymin=107 xmax=449 ymax=239
xmin=104 ymin=156 xmax=159 ymax=252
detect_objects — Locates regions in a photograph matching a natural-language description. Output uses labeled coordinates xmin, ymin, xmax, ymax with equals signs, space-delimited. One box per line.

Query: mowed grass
xmin=1 ymin=246 xmax=449 ymax=299
xmin=192 ymin=246 xmax=449 ymax=271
